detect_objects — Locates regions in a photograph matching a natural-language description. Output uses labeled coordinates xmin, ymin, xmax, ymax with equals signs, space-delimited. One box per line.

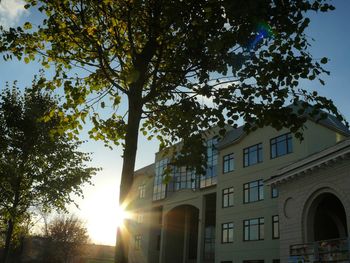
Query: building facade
xmin=126 ymin=116 xmax=350 ymax=263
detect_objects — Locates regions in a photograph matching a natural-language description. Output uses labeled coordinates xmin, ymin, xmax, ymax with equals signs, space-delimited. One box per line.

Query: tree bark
xmin=2 ymin=219 xmax=14 ymax=263
xmin=115 ymin=94 xmax=143 ymax=263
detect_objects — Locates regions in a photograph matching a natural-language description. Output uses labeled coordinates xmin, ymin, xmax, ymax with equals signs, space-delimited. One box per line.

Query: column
xmin=197 ymin=196 xmax=205 ymax=263
xmin=183 ymin=206 xmax=190 ymax=263
xmin=159 ymin=210 xmax=168 ymax=263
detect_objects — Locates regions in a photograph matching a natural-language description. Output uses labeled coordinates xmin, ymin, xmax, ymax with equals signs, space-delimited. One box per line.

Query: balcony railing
xmin=289 ymin=238 xmax=350 ymax=262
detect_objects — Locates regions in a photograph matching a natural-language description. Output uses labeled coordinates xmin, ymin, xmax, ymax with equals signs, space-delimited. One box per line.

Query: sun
xmin=116 ymin=204 xmax=132 ymax=228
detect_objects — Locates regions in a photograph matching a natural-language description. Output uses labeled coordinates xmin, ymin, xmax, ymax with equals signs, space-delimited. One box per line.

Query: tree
xmin=42 ymin=215 xmax=89 ymax=263
xmin=0 ymin=1 xmax=347 ymax=262
xmin=0 ymin=84 xmax=97 ymax=263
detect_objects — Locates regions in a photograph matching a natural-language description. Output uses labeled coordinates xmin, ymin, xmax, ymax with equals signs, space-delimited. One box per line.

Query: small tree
xmin=43 ymin=215 xmax=89 ymax=263
xmin=0 ymin=83 xmax=97 ymax=263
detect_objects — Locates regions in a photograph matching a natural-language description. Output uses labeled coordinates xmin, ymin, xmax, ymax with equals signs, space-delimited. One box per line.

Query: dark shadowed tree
xmin=42 ymin=215 xmax=89 ymax=263
xmin=0 ymin=1 xmax=347 ymax=262
xmin=0 ymin=84 xmax=97 ymax=263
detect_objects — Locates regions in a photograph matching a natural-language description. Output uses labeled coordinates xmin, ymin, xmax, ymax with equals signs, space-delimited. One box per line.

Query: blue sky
xmin=0 ymin=0 xmax=349 ymax=245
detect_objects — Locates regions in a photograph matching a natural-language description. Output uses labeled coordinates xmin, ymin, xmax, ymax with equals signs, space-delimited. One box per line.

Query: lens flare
xmin=116 ymin=204 xmax=132 ymax=228
xmin=248 ymin=22 xmax=275 ymax=51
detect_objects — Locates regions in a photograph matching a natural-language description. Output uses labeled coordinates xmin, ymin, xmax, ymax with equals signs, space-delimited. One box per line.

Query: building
xmin=126 ymin=114 xmax=350 ymax=263
xmin=266 ymin=137 xmax=350 ymax=262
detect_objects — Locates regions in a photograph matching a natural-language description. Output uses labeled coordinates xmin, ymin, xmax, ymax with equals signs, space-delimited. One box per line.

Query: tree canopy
xmin=43 ymin=215 xmax=89 ymax=263
xmin=0 ymin=0 xmax=348 ymax=262
xmin=0 ymin=84 xmax=97 ymax=263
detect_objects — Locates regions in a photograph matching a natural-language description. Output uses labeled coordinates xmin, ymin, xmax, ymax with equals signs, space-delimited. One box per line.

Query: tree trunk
xmin=115 ymin=95 xmax=143 ymax=263
xmin=2 ymin=219 xmax=14 ymax=263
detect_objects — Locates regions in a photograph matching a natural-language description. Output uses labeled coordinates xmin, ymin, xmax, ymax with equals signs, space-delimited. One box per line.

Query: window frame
xmin=200 ymin=138 xmax=218 ymax=188
xmin=272 ymin=215 xmax=280 ymax=239
xmin=271 ymin=186 xmax=279 ymax=199
xmin=138 ymin=184 xmax=146 ymax=199
xmin=136 ymin=212 xmax=144 ymax=224
xmin=222 ymin=187 xmax=234 ymax=208
xmin=243 ymin=217 xmax=265 ymax=241
xmin=270 ymin=133 xmax=293 ymax=159
xmin=243 ymin=143 xmax=263 ymax=167
xmin=153 ymin=159 xmax=168 ymax=201
xmin=223 ymin=153 xmax=235 ymax=173
xmin=243 ymin=180 xmax=264 ymax=204
xmin=204 ymin=226 xmax=216 ymax=260
xmin=135 ymin=234 xmax=142 ymax=250
xmin=221 ymin=222 xmax=234 ymax=243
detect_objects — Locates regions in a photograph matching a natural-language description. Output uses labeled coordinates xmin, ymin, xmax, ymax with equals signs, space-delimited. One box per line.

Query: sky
xmin=0 ymin=0 xmax=349 ymax=246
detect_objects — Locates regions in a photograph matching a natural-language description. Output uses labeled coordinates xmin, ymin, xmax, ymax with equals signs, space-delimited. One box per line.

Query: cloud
xmin=0 ymin=0 xmax=27 ymax=29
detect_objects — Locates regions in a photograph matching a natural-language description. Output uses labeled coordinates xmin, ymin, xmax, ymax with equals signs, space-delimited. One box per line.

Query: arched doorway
xmin=163 ymin=205 xmax=199 ymax=263
xmin=306 ymin=192 xmax=348 ymax=242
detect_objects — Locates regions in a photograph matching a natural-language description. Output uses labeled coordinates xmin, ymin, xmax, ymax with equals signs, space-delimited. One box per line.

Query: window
xmin=270 ymin=133 xmax=293 ymax=159
xmin=223 ymin=153 xmax=234 ymax=173
xmin=221 ymin=222 xmax=234 ymax=243
xmin=138 ymin=184 xmax=146 ymax=199
xmin=244 ymin=218 xmax=264 ymax=241
xmin=244 ymin=180 xmax=264 ymax=203
xmin=222 ymin=187 xmax=234 ymax=208
xmin=272 ymin=215 xmax=279 ymax=239
xmin=204 ymin=226 xmax=215 ymax=260
xmin=200 ymin=138 xmax=218 ymax=188
xmin=136 ymin=213 xmax=144 ymax=224
xmin=174 ymin=166 xmax=196 ymax=191
xmin=271 ymin=186 xmax=279 ymax=198
xmin=135 ymin=235 xmax=142 ymax=249
xmin=244 ymin=143 xmax=263 ymax=167
xmin=153 ymin=159 xmax=168 ymax=200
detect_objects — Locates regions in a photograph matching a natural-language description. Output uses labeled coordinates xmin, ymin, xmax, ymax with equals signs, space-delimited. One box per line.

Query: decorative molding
xmin=266 ymin=139 xmax=350 ymax=186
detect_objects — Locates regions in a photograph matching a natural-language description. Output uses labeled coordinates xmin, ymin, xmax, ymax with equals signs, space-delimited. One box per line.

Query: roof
xmin=318 ymin=113 xmax=350 ymax=136
xmin=288 ymin=103 xmax=350 ymax=136
xmin=216 ymin=126 xmax=245 ymax=149
xmin=217 ymin=105 xmax=349 ymax=150
xmin=134 ymin=163 xmax=155 ymax=177
xmin=265 ymin=138 xmax=350 ymax=186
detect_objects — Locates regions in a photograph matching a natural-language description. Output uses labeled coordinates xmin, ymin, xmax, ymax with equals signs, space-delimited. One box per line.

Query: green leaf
xmin=126 ymin=69 xmax=140 ymax=84
xmin=320 ymin=57 xmax=328 ymax=64
xmin=23 ymin=22 xmax=32 ymax=30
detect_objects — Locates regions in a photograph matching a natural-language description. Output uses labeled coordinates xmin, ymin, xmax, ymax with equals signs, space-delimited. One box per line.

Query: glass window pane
xmin=251 ymin=181 xmax=258 ymax=187
xmin=277 ymin=142 xmax=286 ymax=156
xmin=259 ymin=185 xmax=264 ymax=200
xmin=259 ymin=223 xmax=264 ymax=240
xmin=228 ymin=228 xmax=233 ymax=242
xmin=250 ymin=224 xmax=258 ymax=240
xmin=249 ymin=152 xmax=257 ymax=165
xmin=223 ymin=197 xmax=228 ymax=207
xmin=250 ymin=188 xmax=258 ymax=202
xmin=229 ymin=194 xmax=234 ymax=206
xmin=244 ymin=226 xmax=249 ymax=240
xmin=244 ymin=190 xmax=249 ymax=203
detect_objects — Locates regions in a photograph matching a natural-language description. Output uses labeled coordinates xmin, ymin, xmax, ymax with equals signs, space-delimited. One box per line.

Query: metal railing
xmin=289 ymin=238 xmax=350 ymax=262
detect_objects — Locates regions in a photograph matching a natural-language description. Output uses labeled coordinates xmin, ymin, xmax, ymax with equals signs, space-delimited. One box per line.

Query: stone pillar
xmin=197 ymin=196 xmax=205 ymax=263
xmin=183 ymin=206 xmax=190 ymax=263
xmin=159 ymin=211 xmax=168 ymax=263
